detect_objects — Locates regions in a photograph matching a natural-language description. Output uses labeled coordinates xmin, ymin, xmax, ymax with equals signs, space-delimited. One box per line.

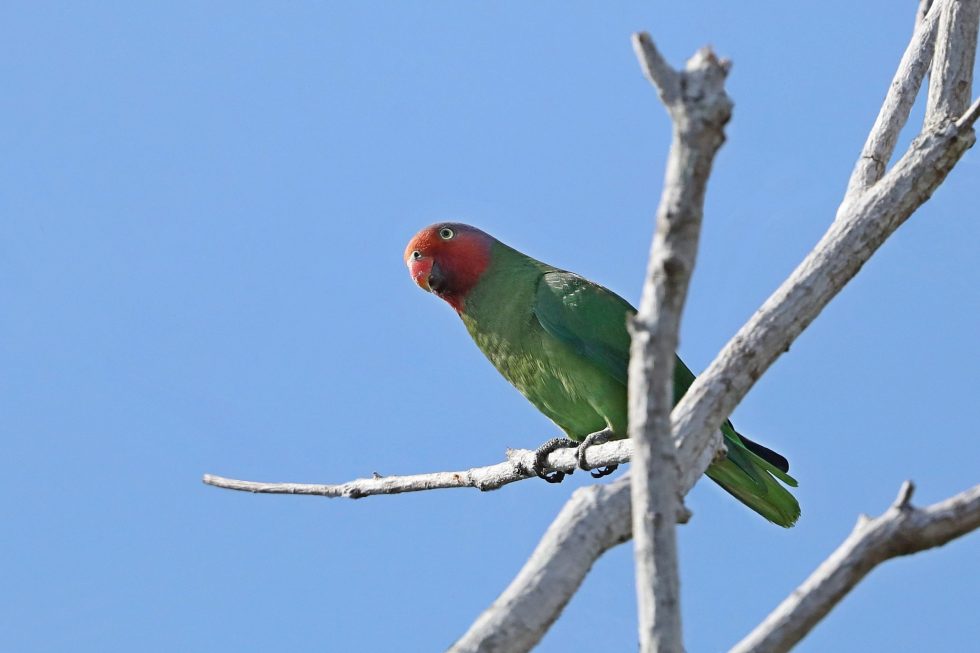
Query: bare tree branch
xmin=671 ymin=98 xmax=978 ymax=498
xmin=448 ymin=474 xmax=633 ymax=653
xmin=632 ymin=33 xmax=681 ymax=106
xmin=203 ymin=431 xmax=629 ymax=498
xmin=926 ymin=0 xmax=980 ymax=126
xmin=729 ymin=482 xmax=980 ymax=653
xmin=956 ymin=94 xmax=980 ymax=125
xmin=846 ymin=0 xmax=944 ymax=193
xmin=628 ymin=34 xmax=732 ymax=653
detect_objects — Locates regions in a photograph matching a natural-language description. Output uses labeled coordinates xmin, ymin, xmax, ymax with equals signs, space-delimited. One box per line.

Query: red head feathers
xmin=404 ymin=223 xmax=493 ymax=312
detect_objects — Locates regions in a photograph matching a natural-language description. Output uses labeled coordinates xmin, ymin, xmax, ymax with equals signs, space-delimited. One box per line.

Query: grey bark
xmin=447 ymin=478 xmax=633 ymax=653
xmin=925 ymin=0 xmax=980 ymax=127
xmin=202 ymin=433 xmax=628 ymax=498
xmin=729 ymin=482 xmax=980 ymax=653
xmin=846 ymin=0 xmax=943 ymax=193
xmin=628 ymin=35 xmax=732 ymax=653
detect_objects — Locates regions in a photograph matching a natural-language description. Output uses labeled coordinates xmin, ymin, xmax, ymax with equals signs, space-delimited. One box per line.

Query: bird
xmin=404 ymin=222 xmax=799 ymax=527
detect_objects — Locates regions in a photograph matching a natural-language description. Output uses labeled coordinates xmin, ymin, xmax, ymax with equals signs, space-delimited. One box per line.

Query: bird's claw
xmin=532 ymin=437 xmax=578 ymax=483
xmin=538 ymin=469 xmax=567 ymax=483
xmin=530 ymin=433 xmax=620 ymax=483
xmin=575 ymin=431 xmax=619 ymax=479
xmin=588 ymin=464 xmax=619 ymax=479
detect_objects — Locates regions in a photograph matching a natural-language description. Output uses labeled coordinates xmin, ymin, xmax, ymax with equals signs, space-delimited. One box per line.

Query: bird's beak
xmin=408 ymin=256 xmax=435 ymax=292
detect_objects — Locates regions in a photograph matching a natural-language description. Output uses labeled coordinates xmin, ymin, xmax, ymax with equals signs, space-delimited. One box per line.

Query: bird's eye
xmin=411 ymin=250 xmax=422 ymax=260
xmin=438 ymin=227 xmax=455 ymax=240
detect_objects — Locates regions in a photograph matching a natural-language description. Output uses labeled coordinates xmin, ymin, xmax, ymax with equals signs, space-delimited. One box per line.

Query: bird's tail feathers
xmin=705 ymin=426 xmax=801 ymax=528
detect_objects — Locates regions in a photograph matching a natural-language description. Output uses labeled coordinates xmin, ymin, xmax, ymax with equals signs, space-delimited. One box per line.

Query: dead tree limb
xmin=729 ymin=482 xmax=980 ymax=653
xmin=203 ymin=432 xmax=627 ymax=497
xmin=627 ymin=35 xmax=732 ymax=653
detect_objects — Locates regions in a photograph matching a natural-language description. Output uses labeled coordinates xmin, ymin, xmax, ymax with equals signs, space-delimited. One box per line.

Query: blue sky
xmin=2 ymin=2 xmax=977 ymax=651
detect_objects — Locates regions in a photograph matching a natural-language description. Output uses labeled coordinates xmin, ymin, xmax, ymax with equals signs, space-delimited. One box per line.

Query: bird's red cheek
xmin=408 ymin=257 xmax=434 ymax=291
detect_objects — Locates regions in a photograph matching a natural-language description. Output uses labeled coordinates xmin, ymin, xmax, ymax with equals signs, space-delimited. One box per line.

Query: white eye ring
xmin=438 ymin=227 xmax=455 ymax=240
xmin=411 ymin=250 xmax=422 ymax=260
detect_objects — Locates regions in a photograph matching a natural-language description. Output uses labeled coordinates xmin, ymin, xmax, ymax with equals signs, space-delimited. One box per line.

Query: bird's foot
xmin=532 ymin=437 xmax=578 ymax=483
xmin=575 ymin=431 xmax=619 ymax=479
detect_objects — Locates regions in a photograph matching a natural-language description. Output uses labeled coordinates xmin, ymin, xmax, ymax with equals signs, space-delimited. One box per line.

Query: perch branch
xmin=729 ymin=482 xmax=980 ymax=653
xmin=203 ymin=431 xmax=630 ymax=498
xmin=628 ymin=34 xmax=732 ymax=653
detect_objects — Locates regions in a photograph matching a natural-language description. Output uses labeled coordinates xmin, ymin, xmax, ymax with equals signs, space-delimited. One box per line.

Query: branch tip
xmin=687 ymin=46 xmax=730 ymax=76
xmin=631 ymin=31 xmax=680 ymax=103
xmin=676 ymin=503 xmax=693 ymax=524
xmin=894 ymin=480 xmax=916 ymax=510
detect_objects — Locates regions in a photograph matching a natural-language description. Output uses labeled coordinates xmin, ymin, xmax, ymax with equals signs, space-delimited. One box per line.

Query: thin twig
xmin=729 ymin=483 xmax=980 ymax=653
xmin=955 ymin=94 xmax=980 ymax=126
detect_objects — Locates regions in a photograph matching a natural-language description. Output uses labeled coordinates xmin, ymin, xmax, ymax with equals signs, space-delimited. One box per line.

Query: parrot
xmin=404 ymin=222 xmax=800 ymax=527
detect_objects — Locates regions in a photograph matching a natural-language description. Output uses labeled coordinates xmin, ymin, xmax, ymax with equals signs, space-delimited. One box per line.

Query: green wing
xmin=532 ymin=271 xmax=632 ymax=384
xmin=533 ymin=271 xmax=703 ymax=402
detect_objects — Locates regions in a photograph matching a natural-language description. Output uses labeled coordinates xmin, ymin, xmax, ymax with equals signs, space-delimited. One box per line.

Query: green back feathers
xmin=533 ymin=271 xmax=633 ymax=384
